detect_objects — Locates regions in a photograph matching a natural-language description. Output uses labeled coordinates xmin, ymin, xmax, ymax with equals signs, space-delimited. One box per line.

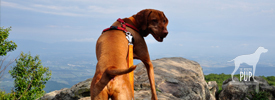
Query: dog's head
xmin=133 ymin=9 xmax=169 ymax=42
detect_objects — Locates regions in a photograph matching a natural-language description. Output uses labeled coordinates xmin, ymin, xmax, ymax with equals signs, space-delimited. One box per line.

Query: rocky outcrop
xmin=40 ymin=78 xmax=92 ymax=100
xmin=40 ymin=57 xmax=216 ymax=100
xmin=219 ymin=76 xmax=275 ymax=100
xmin=39 ymin=89 xmax=64 ymax=100
xmin=134 ymin=57 xmax=215 ymax=100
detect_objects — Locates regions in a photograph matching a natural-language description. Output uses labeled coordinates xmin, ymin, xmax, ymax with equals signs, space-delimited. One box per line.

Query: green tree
xmin=9 ymin=52 xmax=51 ymax=99
xmin=0 ymin=27 xmax=17 ymax=79
xmin=0 ymin=27 xmax=17 ymax=56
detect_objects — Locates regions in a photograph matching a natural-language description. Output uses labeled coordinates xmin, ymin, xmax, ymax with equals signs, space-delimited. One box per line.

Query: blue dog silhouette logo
xmin=228 ymin=47 xmax=268 ymax=82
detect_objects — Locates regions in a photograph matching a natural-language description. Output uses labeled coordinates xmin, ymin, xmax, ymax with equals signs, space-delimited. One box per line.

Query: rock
xmin=134 ymin=90 xmax=178 ymax=100
xmin=219 ymin=80 xmax=249 ymax=100
xmin=221 ymin=77 xmax=239 ymax=90
xmin=78 ymin=97 xmax=91 ymax=100
xmin=40 ymin=78 xmax=93 ymax=100
xmin=134 ymin=57 xmax=214 ymax=100
xmin=41 ymin=57 xmax=216 ymax=100
xmin=207 ymin=81 xmax=218 ymax=99
xmin=39 ymin=89 xmax=64 ymax=100
xmin=219 ymin=76 xmax=275 ymax=100
xmin=54 ymin=78 xmax=92 ymax=100
xmin=261 ymin=85 xmax=275 ymax=99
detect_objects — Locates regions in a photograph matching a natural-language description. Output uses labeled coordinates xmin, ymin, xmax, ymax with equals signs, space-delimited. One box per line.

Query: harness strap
xmin=127 ymin=44 xmax=134 ymax=95
xmin=117 ymin=18 xmax=139 ymax=32
xmin=102 ymin=26 xmax=127 ymax=33
xmin=102 ymin=18 xmax=139 ymax=33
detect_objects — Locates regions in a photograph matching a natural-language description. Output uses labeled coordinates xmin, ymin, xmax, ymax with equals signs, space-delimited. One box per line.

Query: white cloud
xmin=2 ymin=1 xmax=34 ymax=11
xmin=211 ymin=46 xmax=220 ymax=48
xmin=1 ymin=1 xmax=119 ymax=17
xmin=63 ymin=38 xmax=96 ymax=42
xmin=216 ymin=1 xmax=256 ymax=11
xmin=241 ymin=44 xmax=249 ymax=47
xmin=262 ymin=8 xmax=274 ymax=13
xmin=2 ymin=1 xmax=83 ymax=17
xmin=33 ymin=4 xmax=66 ymax=11
xmin=46 ymin=25 xmax=71 ymax=28
xmin=47 ymin=25 xmax=58 ymax=28
xmin=87 ymin=6 xmax=119 ymax=14
xmin=3 ymin=0 xmax=273 ymax=19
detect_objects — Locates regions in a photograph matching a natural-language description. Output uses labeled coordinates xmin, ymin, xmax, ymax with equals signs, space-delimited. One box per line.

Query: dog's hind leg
xmin=111 ymin=86 xmax=133 ymax=100
xmin=92 ymin=88 xmax=109 ymax=100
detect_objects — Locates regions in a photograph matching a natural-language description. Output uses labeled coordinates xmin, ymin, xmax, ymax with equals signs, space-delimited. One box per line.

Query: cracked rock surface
xmin=134 ymin=57 xmax=215 ymax=100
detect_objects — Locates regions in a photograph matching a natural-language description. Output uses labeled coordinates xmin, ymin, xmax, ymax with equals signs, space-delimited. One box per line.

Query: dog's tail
xmin=228 ymin=59 xmax=234 ymax=62
xmin=105 ymin=65 xmax=137 ymax=77
xmin=93 ymin=65 xmax=136 ymax=89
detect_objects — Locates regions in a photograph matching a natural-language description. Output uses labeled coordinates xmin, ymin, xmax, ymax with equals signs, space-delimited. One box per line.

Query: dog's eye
xmin=163 ymin=20 xmax=166 ymax=23
xmin=152 ymin=19 xmax=158 ymax=23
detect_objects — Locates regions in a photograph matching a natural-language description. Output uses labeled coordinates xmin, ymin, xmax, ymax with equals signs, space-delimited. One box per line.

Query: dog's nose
xmin=163 ymin=30 xmax=168 ymax=36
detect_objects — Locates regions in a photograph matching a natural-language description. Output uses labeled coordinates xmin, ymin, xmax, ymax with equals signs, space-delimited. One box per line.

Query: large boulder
xmin=41 ymin=57 xmax=216 ymax=100
xmin=219 ymin=76 xmax=275 ymax=100
xmin=134 ymin=57 xmax=215 ymax=100
xmin=40 ymin=78 xmax=92 ymax=100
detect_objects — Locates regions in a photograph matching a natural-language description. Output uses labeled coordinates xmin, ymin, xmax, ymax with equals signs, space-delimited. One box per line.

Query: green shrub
xmin=0 ymin=91 xmax=16 ymax=100
xmin=8 ymin=52 xmax=51 ymax=99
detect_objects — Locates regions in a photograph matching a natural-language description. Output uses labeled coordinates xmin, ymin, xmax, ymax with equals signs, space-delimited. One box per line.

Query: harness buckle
xmin=126 ymin=32 xmax=133 ymax=45
xmin=121 ymin=21 xmax=126 ymax=25
xmin=110 ymin=26 xmax=118 ymax=30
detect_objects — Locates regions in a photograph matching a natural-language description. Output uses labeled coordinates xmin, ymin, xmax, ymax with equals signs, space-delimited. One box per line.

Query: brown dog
xmin=90 ymin=9 xmax=169 ymax=100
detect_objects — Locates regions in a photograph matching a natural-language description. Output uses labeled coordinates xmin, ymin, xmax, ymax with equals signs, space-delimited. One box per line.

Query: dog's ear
xmin=133 ymin=9 xmax=152 ymax=37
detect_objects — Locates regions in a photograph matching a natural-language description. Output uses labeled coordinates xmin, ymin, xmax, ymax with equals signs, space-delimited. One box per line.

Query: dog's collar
xmin=102 ymin=18 xmax=139 ymax=33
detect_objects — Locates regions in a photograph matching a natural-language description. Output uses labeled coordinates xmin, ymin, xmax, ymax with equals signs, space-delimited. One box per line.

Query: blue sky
xmin=1 ymin=0 xmax=275 ymax=68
